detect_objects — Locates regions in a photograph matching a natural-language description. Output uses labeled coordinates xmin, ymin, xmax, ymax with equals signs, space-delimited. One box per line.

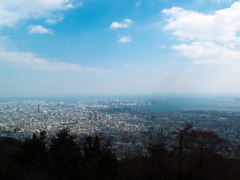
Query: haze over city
xmin=0 ymin=0 xmax=240 ymax=97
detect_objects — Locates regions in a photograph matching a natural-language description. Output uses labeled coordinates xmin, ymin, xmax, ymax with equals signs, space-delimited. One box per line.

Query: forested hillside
xmin=1 ymin=123 xmax=240 ymax=180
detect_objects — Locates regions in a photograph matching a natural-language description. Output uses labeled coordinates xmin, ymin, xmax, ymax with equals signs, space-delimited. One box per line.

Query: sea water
xmin=2 ymin=95 xmax=240 ymax=113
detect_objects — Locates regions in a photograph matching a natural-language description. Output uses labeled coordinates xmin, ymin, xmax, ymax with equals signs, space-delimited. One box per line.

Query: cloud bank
xmin=172 ymin=41 xmax=240 ymax=65
xmin=162 ymin=1 xmax=240 ymax=65
xmin=0 ymin=36 xmax=111 ymax=73
xmin=0 ymin=0 xmax=76 ymax=28
xmin=0 ymin=50 xmax=111 ymax=73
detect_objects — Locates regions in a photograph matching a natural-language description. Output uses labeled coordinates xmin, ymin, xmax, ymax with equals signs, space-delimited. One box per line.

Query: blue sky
xmin=0 ymin=0 xmax=240 ymax=97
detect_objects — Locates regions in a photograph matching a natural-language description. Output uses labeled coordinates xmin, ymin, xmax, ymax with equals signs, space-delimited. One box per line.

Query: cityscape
xmin=1 ymin=0 xmax=240 ymax=178
xmin=1 ymin=98 xmax=240 ymax=158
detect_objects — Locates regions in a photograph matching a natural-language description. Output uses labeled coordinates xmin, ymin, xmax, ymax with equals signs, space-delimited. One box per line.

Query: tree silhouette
xmin=172 ymin=122 xmax=194 ymax=171
xmin=49 ymin=128 xmax=83 ymax=180
xmin=82 ymin=135 xmax=102 ymax=162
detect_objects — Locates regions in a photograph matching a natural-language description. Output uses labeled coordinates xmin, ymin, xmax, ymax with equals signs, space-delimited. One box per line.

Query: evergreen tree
xmin=49 ymin=129 xmax=83 ymax=180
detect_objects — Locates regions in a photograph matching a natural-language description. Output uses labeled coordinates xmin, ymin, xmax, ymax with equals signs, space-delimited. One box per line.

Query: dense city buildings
xmin=1 ymin=99 xmax=240 ymax=158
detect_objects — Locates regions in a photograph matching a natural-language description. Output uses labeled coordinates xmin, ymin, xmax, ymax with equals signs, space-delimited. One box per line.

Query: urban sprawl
xmin=0 ymin=99 xmax=240 ymax=158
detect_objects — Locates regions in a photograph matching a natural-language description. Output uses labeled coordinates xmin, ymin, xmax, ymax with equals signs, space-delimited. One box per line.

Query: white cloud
xmin=27 ymin=25 xmax=53 ymax=34
xmin=0 ymin=36 xmax=111 ymax=73
xmin=172 ymin=41 xmax=240 ymax=65
xmin=118 ymin=36 xmax=132 ymax=43
xmin=163 ymin=2 xmax=240 ymax=65
xmin=110 ymin=19 xmax=133 ymax=29
xmin=45 ymin=15 xmax=64 ymax=24
xmin=0 ymin=0 xmax=77 ymax=28
xmin=135 ymin=1 xmax=141 ymax=6
xmin=162 ymin=2 xmax=240 ymax=44
xmin=0 ymin=36 xmax=15 ymax=50
xmin=45 ymin=19 xmax=57 ymax=24
xmin=0 ymin=50 xmax=111 ymax=73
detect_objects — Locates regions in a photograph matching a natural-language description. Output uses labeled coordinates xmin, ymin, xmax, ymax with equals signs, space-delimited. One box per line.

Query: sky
xmin=0 ymin=0 xmax=240 ymax=97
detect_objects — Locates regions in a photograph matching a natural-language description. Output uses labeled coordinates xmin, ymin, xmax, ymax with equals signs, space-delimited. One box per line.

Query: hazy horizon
xmin=1 ymin=93 xmax=240 ymax=100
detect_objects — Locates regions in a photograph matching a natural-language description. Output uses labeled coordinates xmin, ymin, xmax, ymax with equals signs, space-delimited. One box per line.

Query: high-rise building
xmin=89 ymin=112 xmax=94 ymax=120
xmin=44 ymin=114 xmax=48 ymax=119
xmin=5 ymin=104 xmax=10 ymax=110
xmin=38 ymin=104 xmax=41 ymax=113
xmin=94 ymin=111 xmax=98 ymax=120
xmin=18 ymin=106 xmax=21 ymax=111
